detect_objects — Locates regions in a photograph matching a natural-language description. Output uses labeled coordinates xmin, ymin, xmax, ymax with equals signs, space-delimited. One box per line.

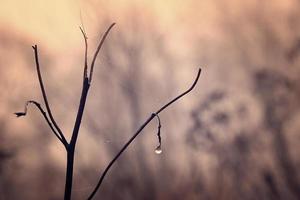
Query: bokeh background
xmin=1 ymin=0 xmax=300 ymax=199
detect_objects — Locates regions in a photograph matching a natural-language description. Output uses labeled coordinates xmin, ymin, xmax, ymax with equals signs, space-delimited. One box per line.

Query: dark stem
xmin=64 ymin=149 xmax=75 ymax=200
xmin=64 ymin=78 xmax=90 ymax=200
xmin=87 ymin=68 xmax=202 ymax=200
xmin=69 ymin=78 xmax=90 ymax=148
xmin=64 ymin=23 xmax=115 ymax=200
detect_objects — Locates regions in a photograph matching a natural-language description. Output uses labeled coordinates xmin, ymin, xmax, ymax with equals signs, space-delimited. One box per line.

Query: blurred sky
xmin=0 ymin=0 xmax=221 ymax=50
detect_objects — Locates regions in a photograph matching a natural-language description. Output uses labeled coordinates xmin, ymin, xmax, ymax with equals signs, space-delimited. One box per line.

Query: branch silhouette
xmin=15 ymin=23 xmax=115 ymax=200
xmin=15 ymin=22 xmax=201 ymax=200
xmin=87 ymin=68 xmax=202 ymax=200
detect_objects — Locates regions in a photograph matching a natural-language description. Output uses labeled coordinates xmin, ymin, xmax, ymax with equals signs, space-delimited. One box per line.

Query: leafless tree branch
xmin=87 ymin=68 xmax=202 ymax=200
xmin=16 ymin=23 xmax=199 ymax=200
xmin=64 ymin=23 xmax=116 ymax=200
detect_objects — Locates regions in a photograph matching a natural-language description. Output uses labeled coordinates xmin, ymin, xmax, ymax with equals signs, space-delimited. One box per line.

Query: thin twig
xmin=87 ymin=68 xmax=202 ymax=200
xmin=14 ymin=100 xmax=65 ymax=144
xmin=32 ymin=45 xmax=68 ymax=148
xmin=155 ymin=68 xmax=201 ymax=114
xmin=89 ymin=23 xmax=116 ymax=83
xmin=79 ymin=27 xmax=88 ymax=79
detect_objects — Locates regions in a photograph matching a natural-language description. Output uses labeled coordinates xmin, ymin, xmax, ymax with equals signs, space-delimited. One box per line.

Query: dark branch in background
xmin=32 ymin=45 xmax=68 ymax=148
xmin=87 ymin=68 xmax=202 ymax=200
xmin=14 ymin=100 xmax=65 ymax=144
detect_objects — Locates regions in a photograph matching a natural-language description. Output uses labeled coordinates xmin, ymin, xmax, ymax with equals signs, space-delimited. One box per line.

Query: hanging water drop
xmin=155 ymin=146 xmax=162 ymax=154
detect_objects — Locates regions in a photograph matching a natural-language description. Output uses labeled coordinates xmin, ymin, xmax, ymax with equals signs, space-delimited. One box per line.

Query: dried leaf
xmin=14 ymin=112 xmax=26 ymax=117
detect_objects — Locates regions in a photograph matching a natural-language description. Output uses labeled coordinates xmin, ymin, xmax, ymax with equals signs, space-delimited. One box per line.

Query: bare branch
xmin=14 ymin=100 xmax=67 ymax=145
xmin=79 ymin=27 xmax=88 ymax=79
xmin=32 ymin=45 xmax=68 ymax=146
xmin=89 ymin=23 xmax=116 ymax=83
xmin=87 ymin=68 xmax=202 ymax=200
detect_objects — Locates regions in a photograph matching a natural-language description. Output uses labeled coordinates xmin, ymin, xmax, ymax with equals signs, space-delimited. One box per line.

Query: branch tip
xmin=79 ymin=26 xmax=88 ymax=39
xmin=155 ymin=67 xmax=202 ymax=115
xmin=89 ymin=22 xmax=116 ymax=83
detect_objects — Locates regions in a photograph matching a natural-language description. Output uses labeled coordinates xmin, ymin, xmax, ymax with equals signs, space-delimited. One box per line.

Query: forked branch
xmin=87 ymin=68 xmax=202 ymax=200
xmin=64 ymin=23 xmax=116 ymax=200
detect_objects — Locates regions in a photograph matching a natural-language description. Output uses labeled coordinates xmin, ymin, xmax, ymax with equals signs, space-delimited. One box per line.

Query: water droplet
xmin=155 ymin=146 xmax=162 ymax=154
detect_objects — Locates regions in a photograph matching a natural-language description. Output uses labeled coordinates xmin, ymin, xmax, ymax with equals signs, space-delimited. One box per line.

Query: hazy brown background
xmin=1 ymin=0 xmax=300 ymax=199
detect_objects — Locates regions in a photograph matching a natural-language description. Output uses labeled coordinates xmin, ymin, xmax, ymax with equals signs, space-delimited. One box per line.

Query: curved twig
xmin=155 ymin=68 xmax=201 ymax=114
xmin=87 ymin=68 xmax=202 ymax=200
xmin=79 ymin=27 xmax=88 ymax=79
xmin=89 ymin=23 xmax=116 ymax=83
